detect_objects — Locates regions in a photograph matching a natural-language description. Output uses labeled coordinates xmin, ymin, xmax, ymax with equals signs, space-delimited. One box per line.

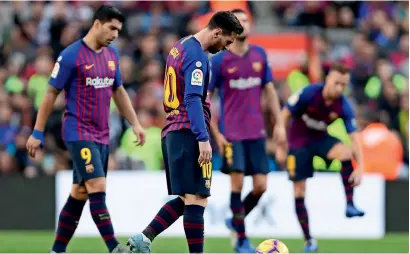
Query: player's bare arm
xmin=208 ymin=50 xmax=229 ymax=155
xmin=26 ymin=85 xmax=61 ymax=157
xmin=207 ymin=90 xmax=220 ymax=137
xmin=278 ymin=101 xmax=300 ymax=166
xmin=274 ymin=107 xmax=292 ymax=165
xmin=264 ymin=82 xmax=286 ymax=145
xmin=348 ymin=131 xmax=364 ymax=186
xmin=208 ymin=90 xmax=229 ymax=154
xmin=112 ymin=85 xmax=145 ymax=145
xmin=281 ymin=107 xmax=292 ymax=128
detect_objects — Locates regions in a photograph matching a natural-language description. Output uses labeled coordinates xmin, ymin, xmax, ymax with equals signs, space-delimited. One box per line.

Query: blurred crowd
xmin=0 ymin=1 xmax=408 ymax=180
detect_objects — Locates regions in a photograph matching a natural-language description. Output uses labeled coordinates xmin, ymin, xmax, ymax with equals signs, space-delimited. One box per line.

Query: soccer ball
xmin=255 ymin=239 xmax=289 ymax=253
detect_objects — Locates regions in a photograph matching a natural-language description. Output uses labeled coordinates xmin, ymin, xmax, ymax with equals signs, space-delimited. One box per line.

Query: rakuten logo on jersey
xmin=229 ymin=77 xmax=261 ymax=90
xmin=86 ymin=77 xmax=114 ymax=89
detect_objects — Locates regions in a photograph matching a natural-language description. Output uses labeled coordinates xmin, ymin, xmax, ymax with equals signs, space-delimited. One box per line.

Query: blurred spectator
xmin=27 ymin=54 xmax=54 ymax=111
xmin=390 ymin=34 xmax=409 ymax=77
xmin=397 ymin=85 xmax=409 ymax=165
xmin=116 ymin=109 xmax=163 ymax=171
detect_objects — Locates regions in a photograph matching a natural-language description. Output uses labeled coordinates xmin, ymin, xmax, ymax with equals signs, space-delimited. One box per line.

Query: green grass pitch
xmin=0 ymin=231 xmax=408 ymax=253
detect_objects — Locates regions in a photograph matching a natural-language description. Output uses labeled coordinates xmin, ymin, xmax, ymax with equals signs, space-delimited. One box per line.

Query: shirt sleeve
xmin=342 ymin=97 xmax=357 ymax=133
xmin=184 ymin=53 xmax=208 ymax=96
xmin=183 ymin=46 xmax=209 ymax=141
xmin=49 ymin=51 xmax=75 ymax=90
xmin=259 ymin=47 xmax=274 ymax=87
xmin=111 ymin=46 xmax=123 ymax=90
xmin=208 ymin=54 xmax=223 ymax=92
xmin=286 ymin=85 xmax=317 ymax=115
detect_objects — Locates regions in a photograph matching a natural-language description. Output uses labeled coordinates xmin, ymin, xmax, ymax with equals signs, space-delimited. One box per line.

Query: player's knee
xmin=332 ymin=148 xmax=352 ymax=162
xmin=293 ymin=180 xmax=306 ymax=198
xmin=328 ymin=143 xmax=352 ymax=161
xmin=340 ymin=149 xmax=353 ymax=161
xmin=253 ymin=183 xmax=267 ymax=196
xmin=71 ymin=185 xmax=88 ymax=201
xmin=84 ymin=177 xmax=106 ymax=193
xmin=231 ymin=182 xmax=243 ymax=192
xmin=230 ymin=172 xmax=244 ymax=192
xmin=252 ymin=174 xmax=267 ymax=195
xmin=184 ymin=194 xmax=208 ymax=207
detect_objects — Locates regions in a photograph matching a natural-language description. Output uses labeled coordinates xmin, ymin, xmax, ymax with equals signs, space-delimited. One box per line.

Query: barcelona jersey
xmin=48 ymin=40 xmax=122 ymax=145
xmin=162 ymin=36 xmax=211 ymax=139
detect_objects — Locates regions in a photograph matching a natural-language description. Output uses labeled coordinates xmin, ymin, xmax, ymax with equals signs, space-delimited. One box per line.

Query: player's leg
xmin=287 ymin=148 xmax=318 ymax=253
xmin=183 ymin=193 xmax=208 ymax=254
xmin=320 ymin=137 xmax=365 ymax=218
xmin=244 ymin=139 xmax=269 ymax=217
xmin=229 ymin=172 xmax=247 ymax=247
xmin=142 ymin=196 xmax=185 ymax=239
xmin=69 ymin=141 xmax=124 ymax=252
xmin=127 ymin=133 xmax=195 ymax=253
xmin=243 ymin=174 xmax=266 ymax=216
xmin=131 ymin=137 xmax=185 ymax=250
xmin=128 ymin=196 xmax=185 ymax=254
xmin=51 ymin=182 xmax=87 ymax=253
xmin=222 ymin=142 xmax=251 ymax=251
xmin=174 ymin=131 xmax=211 ymax=253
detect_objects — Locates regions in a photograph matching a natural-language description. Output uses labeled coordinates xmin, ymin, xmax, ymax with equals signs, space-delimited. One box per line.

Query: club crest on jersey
xmin=191 ymin=69 xmax=203 ymax=86
xmin=86 ymin=164 xmax=94 ymax=173
xmin=205 ymin=179 xmax=211 ymax=189
xmin=329 ymin=112 xmax=338 ymax=121
xmin=170 ymin=47 xmax=180 ymax=59
xmin=108 ymin=61 xmax=115 ymax=71
xmin=252 ymin=61 xmax=262 ymax=72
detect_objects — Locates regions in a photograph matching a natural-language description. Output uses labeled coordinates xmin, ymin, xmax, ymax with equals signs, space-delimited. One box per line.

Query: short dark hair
xmin=329 ymin=63 xmax=350 ymax=75
xmin=207 ymin=11 xmax=244 ymax=35
xmin=92 ymin=5 xmax=125 ymax=24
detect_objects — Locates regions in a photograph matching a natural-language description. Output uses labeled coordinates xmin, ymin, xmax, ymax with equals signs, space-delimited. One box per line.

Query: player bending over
xmin=126 ymin=11 xmax=243 ymax=254
xmin=208 ymin=9 xmax=286 ymax=253
xmin=281 ymin=64 xmax=365 ymax=252
xmin=26 ymin=5 xmax=145 ymax=253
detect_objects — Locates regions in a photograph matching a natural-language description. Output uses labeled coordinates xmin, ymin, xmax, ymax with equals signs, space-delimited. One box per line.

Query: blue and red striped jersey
xmin=286 ymin=83 xmax=357 ymax=149
xmin=161 ymin=36 xmax=211 ymax=139
xmin=49 ymin=39 xmax=122 ymax=145
xmin=209 ymin=45 xmax=274 ymax=141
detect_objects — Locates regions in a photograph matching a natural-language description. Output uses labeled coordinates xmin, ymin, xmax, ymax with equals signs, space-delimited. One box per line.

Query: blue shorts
xmin=221 ymin=138 xmax=269 ymax=176
xmin=162 ymin=130 xmax=212 ymax=197
xmin=65 ymin=141 xmax=109 ymax=185
xmin=287 ymin=135 xmax=340 ymax=181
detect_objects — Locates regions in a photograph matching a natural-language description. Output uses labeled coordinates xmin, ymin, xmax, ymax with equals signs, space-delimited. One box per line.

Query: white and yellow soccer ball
xmin=255 ymin=239 xmax=289 ymax=253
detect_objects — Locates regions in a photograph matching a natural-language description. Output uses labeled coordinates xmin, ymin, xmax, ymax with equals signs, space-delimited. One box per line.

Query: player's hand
xmin=132 ymin=124 xmax=146 ymax=146
xmin=198 ymin=140 xmax=212 ymax=165
xmin=273 ymin=125 xmax=287 ymax=146
xmin=215 ymin=132 xmax=229 ymax=155
xmin=349 ymin=170 xmax=363 ymax=187
xmin=26 ymin=135 xmax=43 ymax=158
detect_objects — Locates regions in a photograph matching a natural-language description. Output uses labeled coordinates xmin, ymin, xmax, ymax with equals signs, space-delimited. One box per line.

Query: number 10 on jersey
xmin=164 ymin=66 xmax=180 ymax=109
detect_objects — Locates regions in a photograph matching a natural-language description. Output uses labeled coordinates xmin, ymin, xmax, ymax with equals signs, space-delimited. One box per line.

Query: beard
xmin=103 ymin=38 xmax=114 ymax=46
xmin=97 ymin=34 xmax=113 ymax=47
xmin=208 ymin=45 xmax=221 ymax=54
